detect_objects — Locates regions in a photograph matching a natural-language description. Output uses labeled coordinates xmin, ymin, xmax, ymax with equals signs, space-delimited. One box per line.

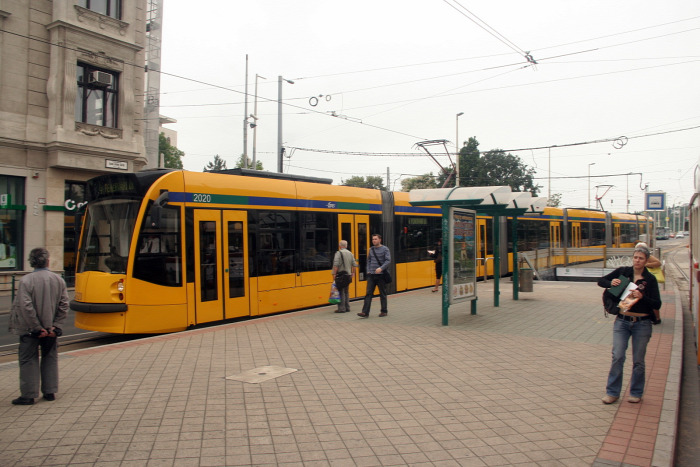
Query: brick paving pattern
xmin=0 ymin=281 xmax=681 ymax=466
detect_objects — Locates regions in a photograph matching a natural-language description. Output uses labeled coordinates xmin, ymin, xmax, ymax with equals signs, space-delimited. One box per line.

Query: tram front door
xmin=193 ymin=209 xmax=250 ymax=324
xmin=338 ymin=214 xmax=369 ymax=298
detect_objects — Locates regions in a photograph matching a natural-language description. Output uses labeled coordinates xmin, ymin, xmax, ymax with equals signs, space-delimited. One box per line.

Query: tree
xmin=159 ymin=133 xmax=184 ymax=169
xmin=234 ymin=154 xmax=264 ymax=171
xmin=401 ymin=173 xmax=438 ymax=191
xmin=547 ymin=193 xmax=562 ymax=207
xmin=341 ymin=175 xmax=385 ymax=190
xmin=441 ymin=137 xmax=540 ymax=194
xmin=438 ymin=136 xmax=480 ymax=188
xmin=203 ymin=154 xmax=227 ymax=172
xmin=478 ymin=150 xmax=540 ymax=194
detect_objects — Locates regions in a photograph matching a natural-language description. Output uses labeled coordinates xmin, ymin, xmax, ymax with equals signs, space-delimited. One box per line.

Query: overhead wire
xmin=4 ymin=18 xmax=699 ymax=156
xmin=441 ymin=0 xmax=529 ymax=57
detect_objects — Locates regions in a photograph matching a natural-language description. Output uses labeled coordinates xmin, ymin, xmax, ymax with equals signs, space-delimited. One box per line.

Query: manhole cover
xmin=226 ymin=366 xmax=298 ymax=384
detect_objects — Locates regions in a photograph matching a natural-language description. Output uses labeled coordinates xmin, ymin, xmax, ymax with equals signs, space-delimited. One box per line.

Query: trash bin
xmin=519 ymin=268 xmax=534 ymax=292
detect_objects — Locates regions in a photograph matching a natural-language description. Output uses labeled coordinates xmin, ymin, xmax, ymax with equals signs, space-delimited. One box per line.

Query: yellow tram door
xmin=571 ymin=223 xmax=581 ymax=247
xmin=477 ymin=218 xmax=488 ymax=277
xmin=550 ymin=222 xmax=561 ymax=248
xmin=338 ymin=214 xmax=370 ymax=298
xmin=223 ymin=211 xmax=249 ymax=319
xmin=613 ymin=224 xmax=621 ymax=248
xmin=193 ymin=210 xmax=224 ymax=324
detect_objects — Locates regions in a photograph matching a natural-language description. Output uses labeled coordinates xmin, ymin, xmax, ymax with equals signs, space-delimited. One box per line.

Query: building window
xmin=0 ymin=176 xmax=25 ymax=270
xmin=79 ymin=0 xmax=121 ymax=20
xmin=76 ymin=63 xmax=119 ymax=128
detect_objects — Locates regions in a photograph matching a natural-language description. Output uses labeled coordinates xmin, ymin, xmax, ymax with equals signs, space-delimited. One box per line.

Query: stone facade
xmin=0 ymin=0 xmax=147 ymax=273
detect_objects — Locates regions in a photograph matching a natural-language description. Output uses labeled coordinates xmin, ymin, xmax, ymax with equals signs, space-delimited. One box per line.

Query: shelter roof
xmin=409 ymin=186 xmax=547 ymax=215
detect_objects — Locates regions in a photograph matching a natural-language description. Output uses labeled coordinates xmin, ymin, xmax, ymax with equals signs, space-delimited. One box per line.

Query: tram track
xmin=662 ymin=241 xmax=689 ymax=285
xmin=0 ymin=332 xmax=145 ymax=365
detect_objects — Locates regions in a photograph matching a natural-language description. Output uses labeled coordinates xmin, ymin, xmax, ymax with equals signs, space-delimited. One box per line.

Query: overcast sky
xmin=159 ymin=0 xmax=700 ymax=213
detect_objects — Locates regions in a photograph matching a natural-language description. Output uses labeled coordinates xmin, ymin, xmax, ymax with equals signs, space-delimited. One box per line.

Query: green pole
xmin=512 ymin=216 xmax=519 ymax=300
xmin=493 ymin=215 xmax=500 ymax=307
xmin=442 ymin=205 xmax=450 ymax=326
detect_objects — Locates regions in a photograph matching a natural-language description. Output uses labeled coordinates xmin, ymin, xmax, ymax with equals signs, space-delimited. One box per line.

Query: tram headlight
xmin=117 ymin=279 xmax=125 ymax=293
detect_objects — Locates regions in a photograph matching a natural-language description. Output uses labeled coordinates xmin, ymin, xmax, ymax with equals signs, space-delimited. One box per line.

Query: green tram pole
xmin=493 ymin=215 xmax=500 ymax=307
xmin=512 ymin=216 xmax=519 ymax=300
xmin=441 ymin=205 xmax=450 ymax=325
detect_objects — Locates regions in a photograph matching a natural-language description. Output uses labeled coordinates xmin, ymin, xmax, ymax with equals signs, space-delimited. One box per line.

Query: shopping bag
xmin=329 ymin=282 xmax=340 ymax=304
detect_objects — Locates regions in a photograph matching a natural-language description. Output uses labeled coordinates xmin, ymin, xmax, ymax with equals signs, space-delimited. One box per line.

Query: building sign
xmin=105 ymin=159 xmax=128 ymax=170
xmin=645 ymin=192 xmax=666 ymax=211
xmin=0 ymin=194 xmax=8 ymax=207
xmin=449 ymin=208 xmax=477 ymax=304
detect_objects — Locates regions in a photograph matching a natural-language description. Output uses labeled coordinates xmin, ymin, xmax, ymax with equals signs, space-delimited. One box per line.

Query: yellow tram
xmin=71 ymin=169 xmax=652 ymax=334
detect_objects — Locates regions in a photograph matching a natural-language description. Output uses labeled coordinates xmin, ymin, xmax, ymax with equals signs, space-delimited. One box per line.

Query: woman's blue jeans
xmin=606 ymin=318 xmax=652 ymax=398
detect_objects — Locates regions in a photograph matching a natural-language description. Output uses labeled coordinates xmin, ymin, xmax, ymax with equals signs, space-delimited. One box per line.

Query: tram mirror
xmin=149 ymin=191 xmax=170 ymax=228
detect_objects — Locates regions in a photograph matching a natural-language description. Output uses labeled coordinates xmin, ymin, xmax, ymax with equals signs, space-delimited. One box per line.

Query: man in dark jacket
xmin=597 ymin=244 xmax=661 ymax=404
xmin=358 ymin=234 xmax=391 ymax=318
xmin=9 ymin=248 xmax=69 ymax=405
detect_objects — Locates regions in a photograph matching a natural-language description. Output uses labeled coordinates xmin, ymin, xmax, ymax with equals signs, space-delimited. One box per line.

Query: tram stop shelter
xmin=409 ymin=186 xmax=548 ymax=325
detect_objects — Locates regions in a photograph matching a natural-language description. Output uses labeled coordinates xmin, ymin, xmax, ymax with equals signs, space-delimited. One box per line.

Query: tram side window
xmin=133 ymin=204 xmax=182 ymax=286
xmin=300 ymin=212 xmax=335 ymax=272
xmin=253 ymin=211 xmax=296 ymax=276
xmin=591 ymin=223 xmax=605 ymax=246
xmin=396 ymin=215 xmax=440 ymax=262
xmin=581 ymin=222 xmax=591 ymax=247
xmin=485 ymin=218 xmax=494 ymax=255
xmin=620 ymin=224 xmax=635 ymax=245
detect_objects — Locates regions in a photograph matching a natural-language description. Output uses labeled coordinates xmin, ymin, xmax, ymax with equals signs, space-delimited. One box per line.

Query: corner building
xmin=0 ymin=1 xmax=148 ymax=284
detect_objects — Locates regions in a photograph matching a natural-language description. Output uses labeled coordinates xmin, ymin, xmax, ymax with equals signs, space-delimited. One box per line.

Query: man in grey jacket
xmin=9 ymin=248 xmax=69 ymax=405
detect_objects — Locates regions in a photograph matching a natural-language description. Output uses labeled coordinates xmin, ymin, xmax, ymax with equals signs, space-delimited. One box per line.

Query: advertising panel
xmin=449 ymin=208 xmax=477 ymax=304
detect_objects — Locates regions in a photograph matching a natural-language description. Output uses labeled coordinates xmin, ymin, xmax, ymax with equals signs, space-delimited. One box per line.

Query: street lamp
xmin=455 ymin=112 xmax=464 ymax=187
xmin=277 ymin=75 xmax=294 ymax=173
xmin=588 ymin=162 xmax=596 ymax=208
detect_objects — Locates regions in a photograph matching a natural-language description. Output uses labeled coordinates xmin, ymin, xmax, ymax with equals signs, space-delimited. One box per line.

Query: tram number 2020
xmin=193 ymin=193 xmax=211 ymax=203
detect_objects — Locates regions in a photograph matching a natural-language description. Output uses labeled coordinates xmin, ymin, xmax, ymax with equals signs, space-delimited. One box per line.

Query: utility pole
xmin=277 ymin=76 xmax=294 ymax=173
xmin=243 ymin=54 xmax=249 ymax=168
xmin=455 ymin=112 xmax=464 ymax=187
xmin=251 ymin=74 xmax=265 ymax=169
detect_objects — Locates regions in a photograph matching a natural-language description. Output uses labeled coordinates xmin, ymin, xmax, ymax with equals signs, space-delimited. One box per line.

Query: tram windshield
xmin=77 ymin=199 xmax=140 ymax=274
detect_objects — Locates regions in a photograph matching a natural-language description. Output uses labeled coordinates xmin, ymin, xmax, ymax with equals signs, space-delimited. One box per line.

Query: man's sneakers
xmin=12 ymin=397 xmax=34 ymax=405
xmin=627 ymin=396 xmax=642 ymax=403
xmin=43 ymin=394 xmax=56 ymax=401
xmin=601 ymin=395 xmax=619 ymax=404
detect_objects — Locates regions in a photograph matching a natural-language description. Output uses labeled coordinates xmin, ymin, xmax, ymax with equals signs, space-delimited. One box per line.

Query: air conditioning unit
xmin=88 ymin=70 xmax=113 ymax=87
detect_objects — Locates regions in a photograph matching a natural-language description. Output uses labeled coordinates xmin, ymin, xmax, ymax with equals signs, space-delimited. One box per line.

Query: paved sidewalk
xmin=0 ymin=281 xmax=682 ymax=466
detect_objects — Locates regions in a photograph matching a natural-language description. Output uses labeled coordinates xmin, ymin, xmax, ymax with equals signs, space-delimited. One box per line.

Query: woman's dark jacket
xmin=430 ymin=245 xmax=442 ymax=263
xmin=598 ymin=266 xmax=661 ymax=317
